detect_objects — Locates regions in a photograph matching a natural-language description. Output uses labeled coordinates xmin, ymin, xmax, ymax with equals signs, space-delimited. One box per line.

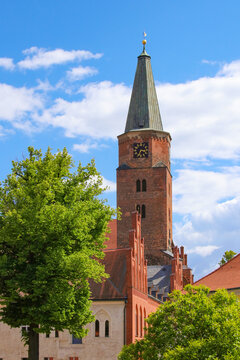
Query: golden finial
xmin=142 ymin=32 xmax=147 ymax=46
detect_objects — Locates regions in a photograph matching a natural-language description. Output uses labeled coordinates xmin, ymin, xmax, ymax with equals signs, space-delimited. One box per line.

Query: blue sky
xmin=0 ymin=0 xmax=240 ymax=279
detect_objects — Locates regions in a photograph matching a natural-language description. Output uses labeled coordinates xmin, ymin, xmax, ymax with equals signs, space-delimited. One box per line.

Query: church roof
xmin=194 ymin=253 xmax=240 ymax=291
xmin=90 ymin=248 xmax=129 ymax=300
xmin=125 ymin=46 xmax=163 ymax=133
xmin=147 ymin=265 xmax=171 ymax=298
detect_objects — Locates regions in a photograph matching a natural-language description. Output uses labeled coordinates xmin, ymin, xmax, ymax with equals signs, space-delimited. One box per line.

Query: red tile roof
xmin=90 ymin=248 xmax=130 ymax=300
xmin=194 ymin=253 xmax=240 ymax=291
xmin=105 ymin=219 xmax=117 ymax=249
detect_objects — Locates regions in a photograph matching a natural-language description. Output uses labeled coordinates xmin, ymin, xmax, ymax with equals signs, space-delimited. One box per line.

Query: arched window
xmin=135 ymin=305 xmax=138 ymax=337
xmin=142 ymin=205 xmax=146 ymax=218
xmin=136 ymin=204 xmax=141 ymax=214
xmin=136 ymin=179 xmax=141 ymax=192
xmin=140 ymin=307 xmax=143 ymax=337
xmin=142 ymin=179 xmax=146 ymax=192
xmin=105 ymin=320 xmax=109 ymax=337
xmin=95 ymin=320 xmax=99 ymax=337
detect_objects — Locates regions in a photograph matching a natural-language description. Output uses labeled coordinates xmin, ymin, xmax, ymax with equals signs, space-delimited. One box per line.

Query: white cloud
xmin=173 ymin=167 xmax=240 ymax=215
xmin=173 ymin=169 xmax=240 ymax=279
xmin=18 ymin=47 xmax=102 ymax=70
xmin=73 ymin=141 xmax=98 ymax=153
xmin=202 ymin=59 xmax=218 ymax=66
xmin=67 ymin=65 xmax=98 ymax=81
xmin=37 ymin=81 xmax=130 ymax=138
xmin=0 ymin=57 xmax=15 ymax=70
xmin=187 ymin=245 xmax=220 ymax=257
xmin=157 ymin=72 xmax=240 ymax=160
xmin=102 ymin=177 xmax=116 ymax=192
xmin=0 ymin=84 xmax=43 ymax=125
xmin=218 ymin=60 xmax=240 ymax=77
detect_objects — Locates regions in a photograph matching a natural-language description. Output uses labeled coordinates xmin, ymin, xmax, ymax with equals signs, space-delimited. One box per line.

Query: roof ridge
xmin=194 ymin=253 xmax=240 ymax=284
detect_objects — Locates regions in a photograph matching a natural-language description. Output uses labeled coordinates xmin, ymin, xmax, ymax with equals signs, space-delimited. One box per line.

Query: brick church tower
xmin=117 ymin=41 xmax=173 ymax=265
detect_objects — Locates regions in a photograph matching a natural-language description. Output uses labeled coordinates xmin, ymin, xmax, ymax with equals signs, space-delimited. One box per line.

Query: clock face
xmin=133 ymin=142 xmax=149 ymax=158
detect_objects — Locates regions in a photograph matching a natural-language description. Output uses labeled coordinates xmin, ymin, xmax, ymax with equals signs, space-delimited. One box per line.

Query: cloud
xmin=173 ymin=167 xmax=240 ymax=215
xmin=73 ymin=141 xmax=98 ymax=153
xmin=218 ymin=60 xmax=240 ymax=77
xmin=202 ymin=59 xmax=218 ymax=65
xmin=18 ymin=47 xmax=102 ymax=70
xmin=37 ymin=81 xmax=130 ymax=138
xmin=187 ymin=245 xmax=220 ymax=257
xmin=101 ymin=177 xmax=116 ymax=192
xmin=67 ymin=65 xmax=98 ymax=81
xmin=157 ymin=72 xmax=240 ymax=160
xmin=0 ymin=84 xmax=43 ymax=126
xmin=173 ymin=168 xmax=240 ymax=279
xmin=0 ymin=57 xmax=15 ymax=70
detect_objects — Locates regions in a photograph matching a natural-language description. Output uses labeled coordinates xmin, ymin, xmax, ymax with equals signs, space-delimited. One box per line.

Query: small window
xmin=55 ymin=330 xmax=59 ymax=338
xmin=142 ymin=179 xmax=146 ymax=192
xmin=46 ymin=333 xmax=50 ymax=338
xmin=95 ymin=320 xmax=99 ymax=337
xmin=21 ymin=326 xmax=29 ymax=336
xmin=142 ymin=205 xmax=146 ymax=218
xmin=136 ymin=179 xmax=141 ymax=192
xmin=72 ymin=335 xmax=82 ymax=344
xmin=136 ymin=204 xmax=141 ymax=214
xmin=105 ymin=320 xmax=109 ymax=337
xmin=22 ymin=358 xmax=28 ymax=360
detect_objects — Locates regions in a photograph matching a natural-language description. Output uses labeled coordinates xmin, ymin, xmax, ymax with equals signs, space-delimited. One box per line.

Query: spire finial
xmin=142 ymin=32 xmax=147 ymax=50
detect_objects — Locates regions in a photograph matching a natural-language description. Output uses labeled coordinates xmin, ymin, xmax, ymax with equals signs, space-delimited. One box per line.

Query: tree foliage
xmin=0 ymin=147 xmax=115 ymax=358
xmin=118 ymin=285 xmax=240 ymax=360
xmin=218 ymin=250 xmax=237 ymax=266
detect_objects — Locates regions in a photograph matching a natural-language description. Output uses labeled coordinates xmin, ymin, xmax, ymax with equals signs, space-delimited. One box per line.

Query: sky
xmin=0 ymin=0 xmax=240 ymax=280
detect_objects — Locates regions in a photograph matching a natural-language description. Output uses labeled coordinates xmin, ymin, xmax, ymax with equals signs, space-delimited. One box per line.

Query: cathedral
xmin=0 ymin=41 xmax=193 ymax=360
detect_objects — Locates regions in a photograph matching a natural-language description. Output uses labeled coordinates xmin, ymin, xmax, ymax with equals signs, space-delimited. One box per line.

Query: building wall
xmin=0 ymin=301 xmax=125 ymax=360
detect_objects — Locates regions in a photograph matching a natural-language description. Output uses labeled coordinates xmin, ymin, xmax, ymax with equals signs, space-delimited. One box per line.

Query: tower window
xmin=136 ymin=179 xmax=141 ymax=192
xmin=142 ymin=179 xmax=147 ymax=192
xmin=95 ymin=320 xmax=99 ymax=337
xmin=105 ymin=320 xmax=109 ymax=337
xmin=136 ymin=204 xmax=141 ymax=214
xmin=142 ymin=205 xmax=146 ymax=218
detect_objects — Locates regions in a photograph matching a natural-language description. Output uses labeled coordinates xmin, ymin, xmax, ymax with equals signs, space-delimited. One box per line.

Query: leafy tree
xmin=0 ymin=147 xmax=115 ymax=360
xmin=219 ymin=250 xmax=237 ymax=266
xmin=118 ymin=285 xmax=240 ymax=360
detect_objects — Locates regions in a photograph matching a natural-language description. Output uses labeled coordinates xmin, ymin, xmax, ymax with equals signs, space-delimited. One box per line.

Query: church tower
xmin=117 ymin=39 xmax=173 ymax=265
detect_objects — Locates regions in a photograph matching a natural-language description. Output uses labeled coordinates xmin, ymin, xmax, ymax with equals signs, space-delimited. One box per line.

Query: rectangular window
xmin=72 ymin=335 xmax=82 ymax=344
xmin=44 ymin=358 xmax=53 ymax=360
xmin=55 ymin=330 xmax=59 ymax=338
xmin=21 ymin=326 xmax=29 ymax=336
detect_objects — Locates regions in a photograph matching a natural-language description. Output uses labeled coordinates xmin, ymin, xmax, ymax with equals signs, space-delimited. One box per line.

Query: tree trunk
xmin=28 ymin=324 xmax=39 ymax=360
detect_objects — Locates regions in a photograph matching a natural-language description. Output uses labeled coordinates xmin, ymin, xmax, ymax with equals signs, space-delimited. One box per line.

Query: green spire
xmin=125 ymin=45 xmax=163 ymax=133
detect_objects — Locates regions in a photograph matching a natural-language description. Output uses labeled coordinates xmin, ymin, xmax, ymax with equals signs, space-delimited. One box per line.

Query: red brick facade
xmin=124 ymin=212 xmax=160 ymax=344
xmin=117 ymin=129 xmax=173 ymax=265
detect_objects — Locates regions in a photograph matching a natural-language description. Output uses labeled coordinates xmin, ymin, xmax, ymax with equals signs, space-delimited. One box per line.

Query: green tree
xmin=219 ymin=250 xmax=237 ymax=266
xmin=0 ymin=147 xmax=115 ymax=360
xmin=118 ymin=285 xmax=240 ymax=360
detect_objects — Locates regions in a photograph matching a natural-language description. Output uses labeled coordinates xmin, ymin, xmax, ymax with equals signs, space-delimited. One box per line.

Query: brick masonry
xmin=117 ymin=129 xmax=173 ymax=265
